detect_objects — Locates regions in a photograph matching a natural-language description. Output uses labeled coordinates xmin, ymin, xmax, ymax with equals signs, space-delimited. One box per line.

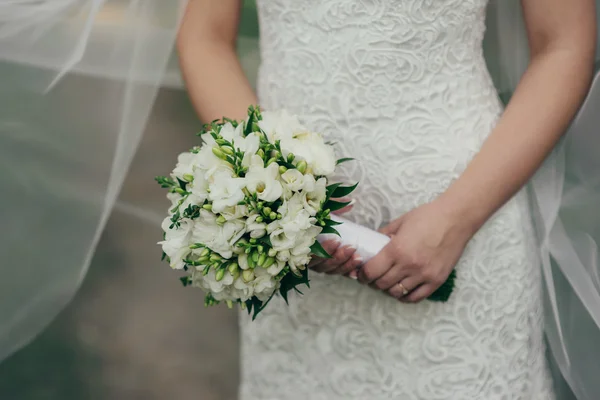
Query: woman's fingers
xmin=358 ymin=245 xmax=394 ymax=284
xmin=312 ymin=244 xmax=354 ymax=273
xmin=372 ymin=264 xmax=409 ymax=291
xmin=308 ymin=239 xmax=340 ymax=269
xmin=387 ymin=275 xmax=423 ymax=300
xmin=329 ymin=251 xmax=362 ymax=276
xmin=401 ymin=283 xmax=436 ymax=303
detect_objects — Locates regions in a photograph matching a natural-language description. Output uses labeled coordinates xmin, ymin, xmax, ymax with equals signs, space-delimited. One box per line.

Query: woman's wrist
xmin=433 ymin=189 xmax=488 ymax=239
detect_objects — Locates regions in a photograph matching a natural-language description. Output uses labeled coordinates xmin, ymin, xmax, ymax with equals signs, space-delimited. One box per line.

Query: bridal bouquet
xmin=157 ymin=106 xmax=455 ymax=319
xmin=156 ymin=106 xmax=358 ymax=318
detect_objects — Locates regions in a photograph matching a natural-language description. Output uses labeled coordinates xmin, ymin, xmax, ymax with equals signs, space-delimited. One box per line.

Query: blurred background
xmin=0 ymin=2 xmax=259 ymax=399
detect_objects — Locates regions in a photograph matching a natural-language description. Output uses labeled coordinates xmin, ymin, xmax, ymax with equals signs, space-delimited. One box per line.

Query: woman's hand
xmin=309 ymin=199 xmax=362 ymax=278
xmin=358 ymin=200 xmax=475 ymax=302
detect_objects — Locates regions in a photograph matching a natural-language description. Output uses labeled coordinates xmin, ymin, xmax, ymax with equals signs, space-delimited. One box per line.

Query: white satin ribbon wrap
xmin=318 ymin=215 xmax=391 ymax=262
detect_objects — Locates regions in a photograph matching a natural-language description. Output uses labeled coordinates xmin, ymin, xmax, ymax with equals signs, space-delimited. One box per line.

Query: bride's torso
xmin=256 ymin=0 xmax=504 ymax=228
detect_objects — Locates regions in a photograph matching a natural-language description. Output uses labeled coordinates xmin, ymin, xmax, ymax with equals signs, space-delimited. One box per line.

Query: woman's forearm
xmin=178 ymin=40 xmax=257 ymax=123
xmin=437 ymin=47 xmax=594 ymax=234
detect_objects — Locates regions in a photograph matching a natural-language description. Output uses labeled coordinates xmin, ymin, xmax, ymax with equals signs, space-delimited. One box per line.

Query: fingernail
xmin=348 ymin=199 xmax=357 ymax=206
xmin=349 ymin=274 xmax=358 ymax=280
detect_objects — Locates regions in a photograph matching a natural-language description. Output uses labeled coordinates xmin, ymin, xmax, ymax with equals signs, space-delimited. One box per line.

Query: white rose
xmin=280 ymin=131 xmax=336 ymax=176
xmin=158 ymin=217 xmax=193 ymax=270
xmin=208 ymin=170 xmax=246 ymax=213
xmin=302 ymin=176 xmax=327 ymax=216
xmin=280 ymin=169 xmax=305 ymax=192
xmin=245 ymin=155 xmax=283 ymax=202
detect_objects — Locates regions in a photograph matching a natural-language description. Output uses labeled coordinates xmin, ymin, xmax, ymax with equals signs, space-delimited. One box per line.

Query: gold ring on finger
xmin=397 ymin=282 xmax=409 ymax=296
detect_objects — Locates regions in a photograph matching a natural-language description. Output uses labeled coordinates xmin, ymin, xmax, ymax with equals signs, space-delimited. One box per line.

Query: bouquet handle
xmin=317 ymin=215 xmax=391 ymax=262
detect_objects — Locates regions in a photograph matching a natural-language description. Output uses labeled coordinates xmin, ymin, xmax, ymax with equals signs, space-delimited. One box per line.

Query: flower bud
xmin=215 ymin=268 xmax=225 ymax=282
xmin=287 ymin=153 xmax=295 ymax=163
xmin=257 ymin=149 xmax=265 ymax=159
xmin=263 ymin=257 xmax=276 ymax=269
xmin=212 ymin=147 xmax=225 ymax=159
xmin=257 ymin=202 xmax=264 ymax=210
xmin=251 ymin=251 xmax=260 ymax=263
xmin=197 ymin=256 xmax=209 ymax=264
xmin=262 ymin=207 xmax=272 ymax=216
xmin=200 ymin=248 xmax=210 ymax=257
xmin=247 ymin=254 xmax=256 ymax=269
xmin=257 ymin=245 xmax=264 ymax=254
xmin=228 ymin=263 xmax=239 ymax=275
xmin=221 ymin=146 xmax=234 ymax=156
xmin=268 ymin=248 xmax=277 ymax=257
xmin=269 ymin=212 xmax=277 ymax=220
xmin=249 ymin=238 xmax=257 ymax=244
xmin=279 ymin=165 xmax=288 ymax=174
xmin=296 ymin=160 xmax=307 ymax=174
xmin=175 ymin=188 xmax=186 ymax=195
xmin=216 ymin=215 xmax=226 ymax=225
xmin=245 ymin=247 xmax=252 ymax=254
xmin=215 ymin=139 xmax=228 ymax=146
xmin=277 ymin=213 xmax=282 ymax=220
xmin=183 ymin=173 xmax=194 ymax=182
xmin=209 ymin=254 xmax=222 ymax=262
xmin=242 ymin=270 xmax=255 ymax=282
xmin=240 ymin=302 xmax=247 ymax=310
xmin=226 ymin=300 xmax=233 ymax=309
xmin=202 ymin=204 xmax=213 ymax=211
xmin=189 ymin=243 xmax=203 ymax=249
xmin=202 ymin=265 xmax=210 ymax=275
xmin=256 ymin=216 xmax=264 ymax=223
xmin=266 ymin=157 xmax=278 ymax=166
xmin=258 ymin=253 xmax=267 ymax=267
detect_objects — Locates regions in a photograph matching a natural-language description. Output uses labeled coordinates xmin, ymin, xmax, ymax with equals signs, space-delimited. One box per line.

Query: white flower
xmin=172 ymin=152 xmax=199 ymax=181
xmin=280 ymin=169 xmax=305 ymax=192
xmin=301 ymin=176 xmax=327 ymax=216
xmin=269 ymin=193 xmax=315 ymax=251
xmin=252 ymin=268 xmax=278 ymax=301
xmin=201 ymin=268 xmax=234 ymax=294
xmin=245 ymin=155 xmax=283 ymax=202
xmin=158 ymin=217 xmax=193 ymax=270
xmin=189 ymin=167 xmax=210 ymax=201
xmin=246 ymin=213 xmax=267 ymax=238
xmin=280 ymin=131 xmax=336 ymax=176
xmin=258 ymin=110 xmax=306 ymax=143
xmin=219 ymin=122 xmax=244 ymax=142
xmin=191 ymin=210 xmax=246 ymax=259
xmin=234 ymin=131 xmax=261 ymax=168
xmin=266 ymin=259 xmax=286 ymax=276
xmin=208 ymin=170 xmax=246 ymax=213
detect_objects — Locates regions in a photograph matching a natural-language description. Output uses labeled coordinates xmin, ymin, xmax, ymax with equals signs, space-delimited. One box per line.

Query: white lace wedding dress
xmin=239 ymin=1 xmax=555 ymax=399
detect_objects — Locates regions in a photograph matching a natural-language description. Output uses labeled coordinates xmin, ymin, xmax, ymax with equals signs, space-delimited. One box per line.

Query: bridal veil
xmin=0 ymin=1 xmax=599 ymax=398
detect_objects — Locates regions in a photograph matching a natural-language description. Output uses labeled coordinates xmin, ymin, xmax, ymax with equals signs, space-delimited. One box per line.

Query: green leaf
xmin=331 ymin=182 xmax=358 ymax=199
xmin=326 ymin=218 xmax=343 ymax=226
xmin=326 ymin=182 xmax=342 ymax=198
xmin=179 ymin=276 xmax=190 ymax=287
xmin=324 ymin=200 xmax=351 ymax=212
xmin=177 ymin=178 xmax=187 ymax=191
xmin=310 ymin=241 xmax=332 ymax=259
xmin=320 ymin=226 xmax=340 ymax=235
xmin=336 ymin=157 xmax=355 ymax=165
xmin=428 ymin=270 xmax=456 ymax=302
xmin=161 ymin=251 xmax=167 ymax=261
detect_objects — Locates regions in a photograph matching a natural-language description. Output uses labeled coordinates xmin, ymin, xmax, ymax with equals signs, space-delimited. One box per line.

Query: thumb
xmin=378 ymin=215 xmax=405 ymax=237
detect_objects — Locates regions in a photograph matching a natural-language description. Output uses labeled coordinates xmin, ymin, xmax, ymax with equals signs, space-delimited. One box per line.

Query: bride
xmin=176 ymin=1 xmax=596 ymax=399
xmin=0 ymin=0 xmax=599 ymax=399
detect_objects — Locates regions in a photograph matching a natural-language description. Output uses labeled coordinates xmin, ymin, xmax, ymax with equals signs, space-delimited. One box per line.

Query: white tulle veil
xmin=0 ymin=0 xmax=186 ymax=362
xmin=1 ymin=1 xmax=600 ymax=398
xmin=486 ymin=1 xmax=600 ymax=399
